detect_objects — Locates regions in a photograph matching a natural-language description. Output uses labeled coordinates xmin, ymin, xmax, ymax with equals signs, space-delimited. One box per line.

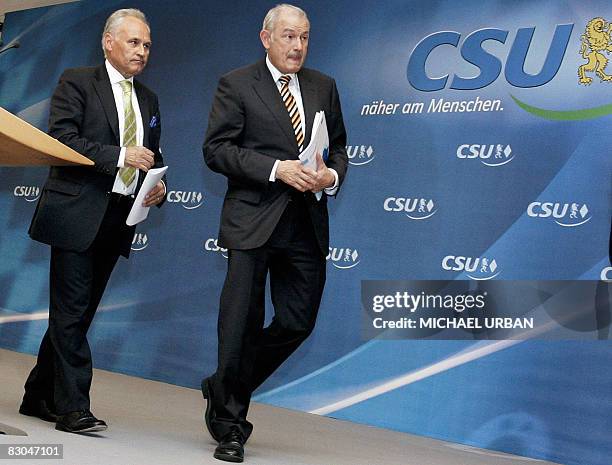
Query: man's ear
xmin=103 ymin=32 xmax=113 ymax=53
xmin=259 ymin=30 xmax=271 ymax=50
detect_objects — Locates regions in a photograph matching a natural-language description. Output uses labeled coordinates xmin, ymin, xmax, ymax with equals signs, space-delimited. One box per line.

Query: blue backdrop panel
xmin=0 ymin=2 xmax=610 ymax=465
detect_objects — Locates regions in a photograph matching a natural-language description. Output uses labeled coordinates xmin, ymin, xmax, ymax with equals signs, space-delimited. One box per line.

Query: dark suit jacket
xmin=29 ymin=64 xmax=165 ymax=257
xmin=203 ymin=59 xmax=348 ymax=254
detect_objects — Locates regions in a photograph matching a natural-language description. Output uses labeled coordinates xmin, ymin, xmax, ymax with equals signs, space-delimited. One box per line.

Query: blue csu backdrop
xmin=0 ymin=1 xmax=611 ymax=464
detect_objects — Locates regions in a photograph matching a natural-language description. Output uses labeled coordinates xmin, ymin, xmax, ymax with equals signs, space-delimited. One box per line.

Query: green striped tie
xmin=118 ymin=80 xmax=136 ymax=187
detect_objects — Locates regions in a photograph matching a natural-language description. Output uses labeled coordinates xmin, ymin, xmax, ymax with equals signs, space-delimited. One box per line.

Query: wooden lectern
xmin=0 ymin=106 xmax=93 ymax=167
xmin=0 ymin=107 xmax=92 ymax=437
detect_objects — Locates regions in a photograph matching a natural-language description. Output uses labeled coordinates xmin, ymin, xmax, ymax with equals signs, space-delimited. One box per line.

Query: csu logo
xmin=13 ymin=186 xmax=41 ymax=202
xmin=456 ymin=144 xmax=514 ymax=167
xmin=346 ymin=145 xmax=375 ymax=166
xmin=384 ymin=197 xmax=437 ymax=220
xmin=327 ymin=247 xmax=360 ymax=269
xmin=131 ymin=233 xmax=149 ymax=251
xmin=527 ymin=202 xmax=592 ymax=227
xmin=167 ymin=190 xmax=204 ymax=210
xmin=602 ymin=267 xmax=612 ymax=281
xmin=578 ymin=18 xmax=612 ymax=85
xmin=408 ymin=24 xmax=573 ymax=91
xmin=442 ymin=255 xmax=501 ymax=281
xmin=204 ymin=238 xmax=228 ymax=259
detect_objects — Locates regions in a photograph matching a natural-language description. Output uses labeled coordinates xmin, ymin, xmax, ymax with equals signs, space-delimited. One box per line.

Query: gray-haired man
xmin=20 ymin=8 xmax=166 ymax=433
xmin=202 ymin=3 xmax=348 ymax=461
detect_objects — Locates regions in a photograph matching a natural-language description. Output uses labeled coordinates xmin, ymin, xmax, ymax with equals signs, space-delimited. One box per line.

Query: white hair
xmin=101 ymin=8 xmax=149 ymax=56
xmin=262 ymin=4 xmax=308 ymax=31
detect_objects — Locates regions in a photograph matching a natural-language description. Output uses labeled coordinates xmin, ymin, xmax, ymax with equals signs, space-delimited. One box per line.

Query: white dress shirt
xmin=265 ymin=55 xmax=339 ymax=196
xmin=106 ymin=60 xmax=144 ymax=196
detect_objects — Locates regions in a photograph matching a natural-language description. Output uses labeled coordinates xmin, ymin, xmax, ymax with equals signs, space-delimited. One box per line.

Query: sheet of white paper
xmin=126 ymin=166 xmax=168 ymax=226
xmin=298 ymin=111 xmax=328 ymax=200
xmin=298 ymin=111 xmax=323 ymax=170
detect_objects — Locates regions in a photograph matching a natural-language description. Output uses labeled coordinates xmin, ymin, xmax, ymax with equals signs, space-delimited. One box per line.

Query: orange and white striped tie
xmin=278 ymin=75 xmax=304 ymax=151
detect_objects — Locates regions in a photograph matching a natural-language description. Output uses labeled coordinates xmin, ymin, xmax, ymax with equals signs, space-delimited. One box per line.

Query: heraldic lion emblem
xmin=578 ymin=17 xmax=612 ymax=85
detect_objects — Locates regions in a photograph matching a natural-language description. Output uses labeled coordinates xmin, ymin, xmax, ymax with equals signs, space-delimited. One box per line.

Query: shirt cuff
xmin=269 ymin=159 xmax=280 ymax=182
xmin=117 ymin=147 xmax=126 ymax=168
xmin=323 ymin=168 xmax=339 ymax=195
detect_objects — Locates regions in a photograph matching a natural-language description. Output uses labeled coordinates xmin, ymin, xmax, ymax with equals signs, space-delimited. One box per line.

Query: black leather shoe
xmin=55 ymin=410 xmax=107 ymax=433
xmin=201 ymin=377 xmax=220 ymax=441
xmin=19 ymin=398 xmax=58 ymax=423
xmin=214 ymin=428 xmax=245 ymax=463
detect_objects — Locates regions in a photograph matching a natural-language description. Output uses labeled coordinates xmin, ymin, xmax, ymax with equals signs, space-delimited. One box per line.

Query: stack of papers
xmin=298 ymin=111 xmax=329 ymax=200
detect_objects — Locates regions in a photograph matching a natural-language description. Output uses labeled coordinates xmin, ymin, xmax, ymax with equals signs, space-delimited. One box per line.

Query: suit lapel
xmin=251 ymin=60 xmax=299 ymax=153
xmin=135 ymin=81 xmax=151 ymax=148
xmin=297 ymin=70 xmax=318 ymax=146
xmin=93 ymin=65 xmax=120 ymax=144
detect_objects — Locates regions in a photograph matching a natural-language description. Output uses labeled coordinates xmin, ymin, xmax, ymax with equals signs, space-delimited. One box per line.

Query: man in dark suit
xmin=202 ymin=4 xmax=348 ymax=462
xmin=20 ymin=8 xmax=166 ymax=434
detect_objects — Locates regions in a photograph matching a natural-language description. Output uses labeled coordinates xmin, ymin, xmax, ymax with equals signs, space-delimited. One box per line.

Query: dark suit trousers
xmin=209 ymin=194 xmax=327 ymax=440
xmin=24 ymin=197 xmax=131 ymax=414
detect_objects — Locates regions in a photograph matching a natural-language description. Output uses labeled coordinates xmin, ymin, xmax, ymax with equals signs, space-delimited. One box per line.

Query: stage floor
xmin=0 ymin=349 xmax=560 ymax=465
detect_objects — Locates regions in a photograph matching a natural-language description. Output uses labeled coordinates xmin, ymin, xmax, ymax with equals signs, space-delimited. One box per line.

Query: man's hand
xmin=143 ymin=181 xmax=165 ymax=207
xmin=276 ymin=160 xmax=317 ymax=192
xmin=309 ymin=152 xmax=335 ymax=193
xmin=125 ymin=146 xmax=155 ymax=172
